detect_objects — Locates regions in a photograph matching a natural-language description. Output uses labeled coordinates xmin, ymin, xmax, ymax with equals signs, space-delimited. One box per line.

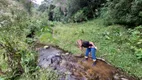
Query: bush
xmin=102 ymin=0 xmax=142 ymax=27
xmin=53 ymin=7 xmax=64 ymax=21
xmin=128 ymin=26 xmax=142 ymax=60
xmin=39 ymin=0 xmax=106 ymax=22
xmin=71 ymin=10 xmax=87 ymax=22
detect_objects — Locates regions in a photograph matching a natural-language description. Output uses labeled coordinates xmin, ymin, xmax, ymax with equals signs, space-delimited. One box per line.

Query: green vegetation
xmin=38 ymin=0 xmax=142 ymax=27
xmin=0 ymin=0 xmax=58 ymax=79
xmin=40 ymin=19 xmax=142 ymax=78
xmin=38 ymin=0 xmax=106 ymax=22
xmin=0 ymin=0 xmax=142 ymax=79
xmin=102 ymin=0 xmax=142 ymax=26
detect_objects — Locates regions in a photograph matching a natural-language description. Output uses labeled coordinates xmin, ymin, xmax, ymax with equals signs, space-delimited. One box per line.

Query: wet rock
xmin=65 ymin=71 xmax=72 ymax=75
xmin=60 ymin=60 xmax=67 ymax=67
xmin=44 ymin=45 xmax=50 ymax=49
xmin=113 ymin=73 xmax=120 ymax=80
xmin=74 ymin=53 xmax=84 ymax=58
xmin=121 ymin=78 xmax=128 ymax=80
xmin=65 ymin=75 xmax=76 ymax=80
xmin=65 ymin=52 xmax=69 ymax=55
xmin=57 ymin=67 xmax=67 ymax=73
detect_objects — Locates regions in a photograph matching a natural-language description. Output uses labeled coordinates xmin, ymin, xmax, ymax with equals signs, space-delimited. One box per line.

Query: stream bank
xmin=36 ymin=44 xmax=138 ymax=80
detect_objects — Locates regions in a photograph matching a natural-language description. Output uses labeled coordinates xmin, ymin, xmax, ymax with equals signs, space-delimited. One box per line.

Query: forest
xmin=0 ymin=0 xmax=142 ymax=80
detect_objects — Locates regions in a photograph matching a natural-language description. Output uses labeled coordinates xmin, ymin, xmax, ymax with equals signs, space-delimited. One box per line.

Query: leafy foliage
xmin=71 ymin=9 xmax=87 ymax=22
xmin=38 ymin=0 xmax=106 ymax=22
xmin=67 ymin=0 xmax=106 ymax=22
xmin=0 ymin=0 xmax=57 ymax=79
xmin=128 ymin=26 xmax=142 ymax=60
xmin=102 ymin=0 xmax=142 ymax=26
xmin=17 ymin=0 xmax=34 ymax=14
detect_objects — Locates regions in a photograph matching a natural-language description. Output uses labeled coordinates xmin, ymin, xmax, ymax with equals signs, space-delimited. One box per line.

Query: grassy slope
xmin=40 ymin=19 xmax=142 ymax=78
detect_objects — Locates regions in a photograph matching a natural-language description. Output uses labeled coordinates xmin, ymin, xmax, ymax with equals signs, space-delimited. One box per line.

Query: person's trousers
xmin=85 ymin=48 xmax=96 ymax=61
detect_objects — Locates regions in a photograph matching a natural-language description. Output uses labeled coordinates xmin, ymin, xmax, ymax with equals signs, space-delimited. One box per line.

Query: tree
xmin=18 ymin=0 xmax=33 ymax=14
xmin=38 ymin=0 xmax=106 ymax=22
xmin=103 ymin=0 xmax=142 ymax=27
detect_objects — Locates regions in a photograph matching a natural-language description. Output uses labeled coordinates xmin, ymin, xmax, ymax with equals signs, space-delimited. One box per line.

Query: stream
xmin=37 ymin=45 xmax=138 ymax=80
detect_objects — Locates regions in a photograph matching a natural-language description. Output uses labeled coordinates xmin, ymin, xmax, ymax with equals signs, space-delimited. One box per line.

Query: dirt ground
xmin=76 ymin=58 xmax=138 ymax=80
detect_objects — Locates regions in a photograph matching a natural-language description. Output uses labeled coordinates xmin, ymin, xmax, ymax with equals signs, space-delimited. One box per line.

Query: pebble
xmin=121 ymin=78 xmax=128 ymax=80
xmin=44 ymin=46 xmax=49 ymax=49
xmin=113 ymin=73 xmax=119 ymax=80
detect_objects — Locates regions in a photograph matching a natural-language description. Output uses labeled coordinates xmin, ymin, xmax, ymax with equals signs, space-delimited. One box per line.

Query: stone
xmin=113 ymin=73 xmax=120 ymax=80
xmin=121 ymin=78 xmax=128 ymax=80
xmin=60 ymin=60 xmax=67 ymax=67
xmin=65 ymin=52 xmax=69 ymax=55
xmin=44 ymin=46 xmax=49 ymax=49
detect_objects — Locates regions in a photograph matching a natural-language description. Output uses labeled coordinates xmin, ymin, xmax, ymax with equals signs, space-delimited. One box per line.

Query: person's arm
xmin=77 ymin=40 xmax=83 ymax=51
xmin=79 ymin=46 xmax=83 ymax=51
xmin=90 ymin=42 xmax=97 ymax=50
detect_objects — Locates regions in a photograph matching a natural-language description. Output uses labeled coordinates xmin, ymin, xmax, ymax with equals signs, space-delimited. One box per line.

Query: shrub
xmin=102 ymin=0 xmax=142 ymax=27
xmin=39 ymin=0 xmax=106 ymax=22
xmin=128 ymin=26 xmax=142 ymax=60
xmin=71 ymin=10 xmax=87 ymax=22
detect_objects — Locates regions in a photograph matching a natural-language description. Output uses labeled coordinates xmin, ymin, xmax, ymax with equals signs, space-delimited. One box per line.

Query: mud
xmin=37 ymin=45 xmax=138 ymax=80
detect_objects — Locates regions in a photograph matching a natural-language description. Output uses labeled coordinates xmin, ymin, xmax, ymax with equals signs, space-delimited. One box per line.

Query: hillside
xmin=39 ymin=19 xmax=142 ymax=79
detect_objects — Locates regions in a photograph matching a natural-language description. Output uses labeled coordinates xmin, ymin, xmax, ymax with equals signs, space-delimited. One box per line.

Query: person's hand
xmin=79 ymin=47 xmax=83 ymax=51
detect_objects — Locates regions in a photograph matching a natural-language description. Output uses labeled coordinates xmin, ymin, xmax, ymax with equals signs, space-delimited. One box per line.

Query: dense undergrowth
xmin=0 ymin=14 xmax=58 ymax=80
xmin=0 ymin=0 xmax=58 ymax=79
xmin=39 ymin=19 xmax=142 ymax=78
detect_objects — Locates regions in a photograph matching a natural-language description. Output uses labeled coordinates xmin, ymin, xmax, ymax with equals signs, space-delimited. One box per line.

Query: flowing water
xmin=37 ymin=45 xmax=138 ymax=80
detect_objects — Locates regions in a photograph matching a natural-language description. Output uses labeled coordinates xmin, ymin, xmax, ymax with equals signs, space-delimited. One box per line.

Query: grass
xmin=18 ymin=69 xmax=59 ymax=80
xmin=39 ymin=19 xmax=142 ymax=78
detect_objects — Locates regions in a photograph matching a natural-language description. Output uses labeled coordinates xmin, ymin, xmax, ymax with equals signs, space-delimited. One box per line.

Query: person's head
xmin=76 ymin=39 xmax=82 ymax=47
